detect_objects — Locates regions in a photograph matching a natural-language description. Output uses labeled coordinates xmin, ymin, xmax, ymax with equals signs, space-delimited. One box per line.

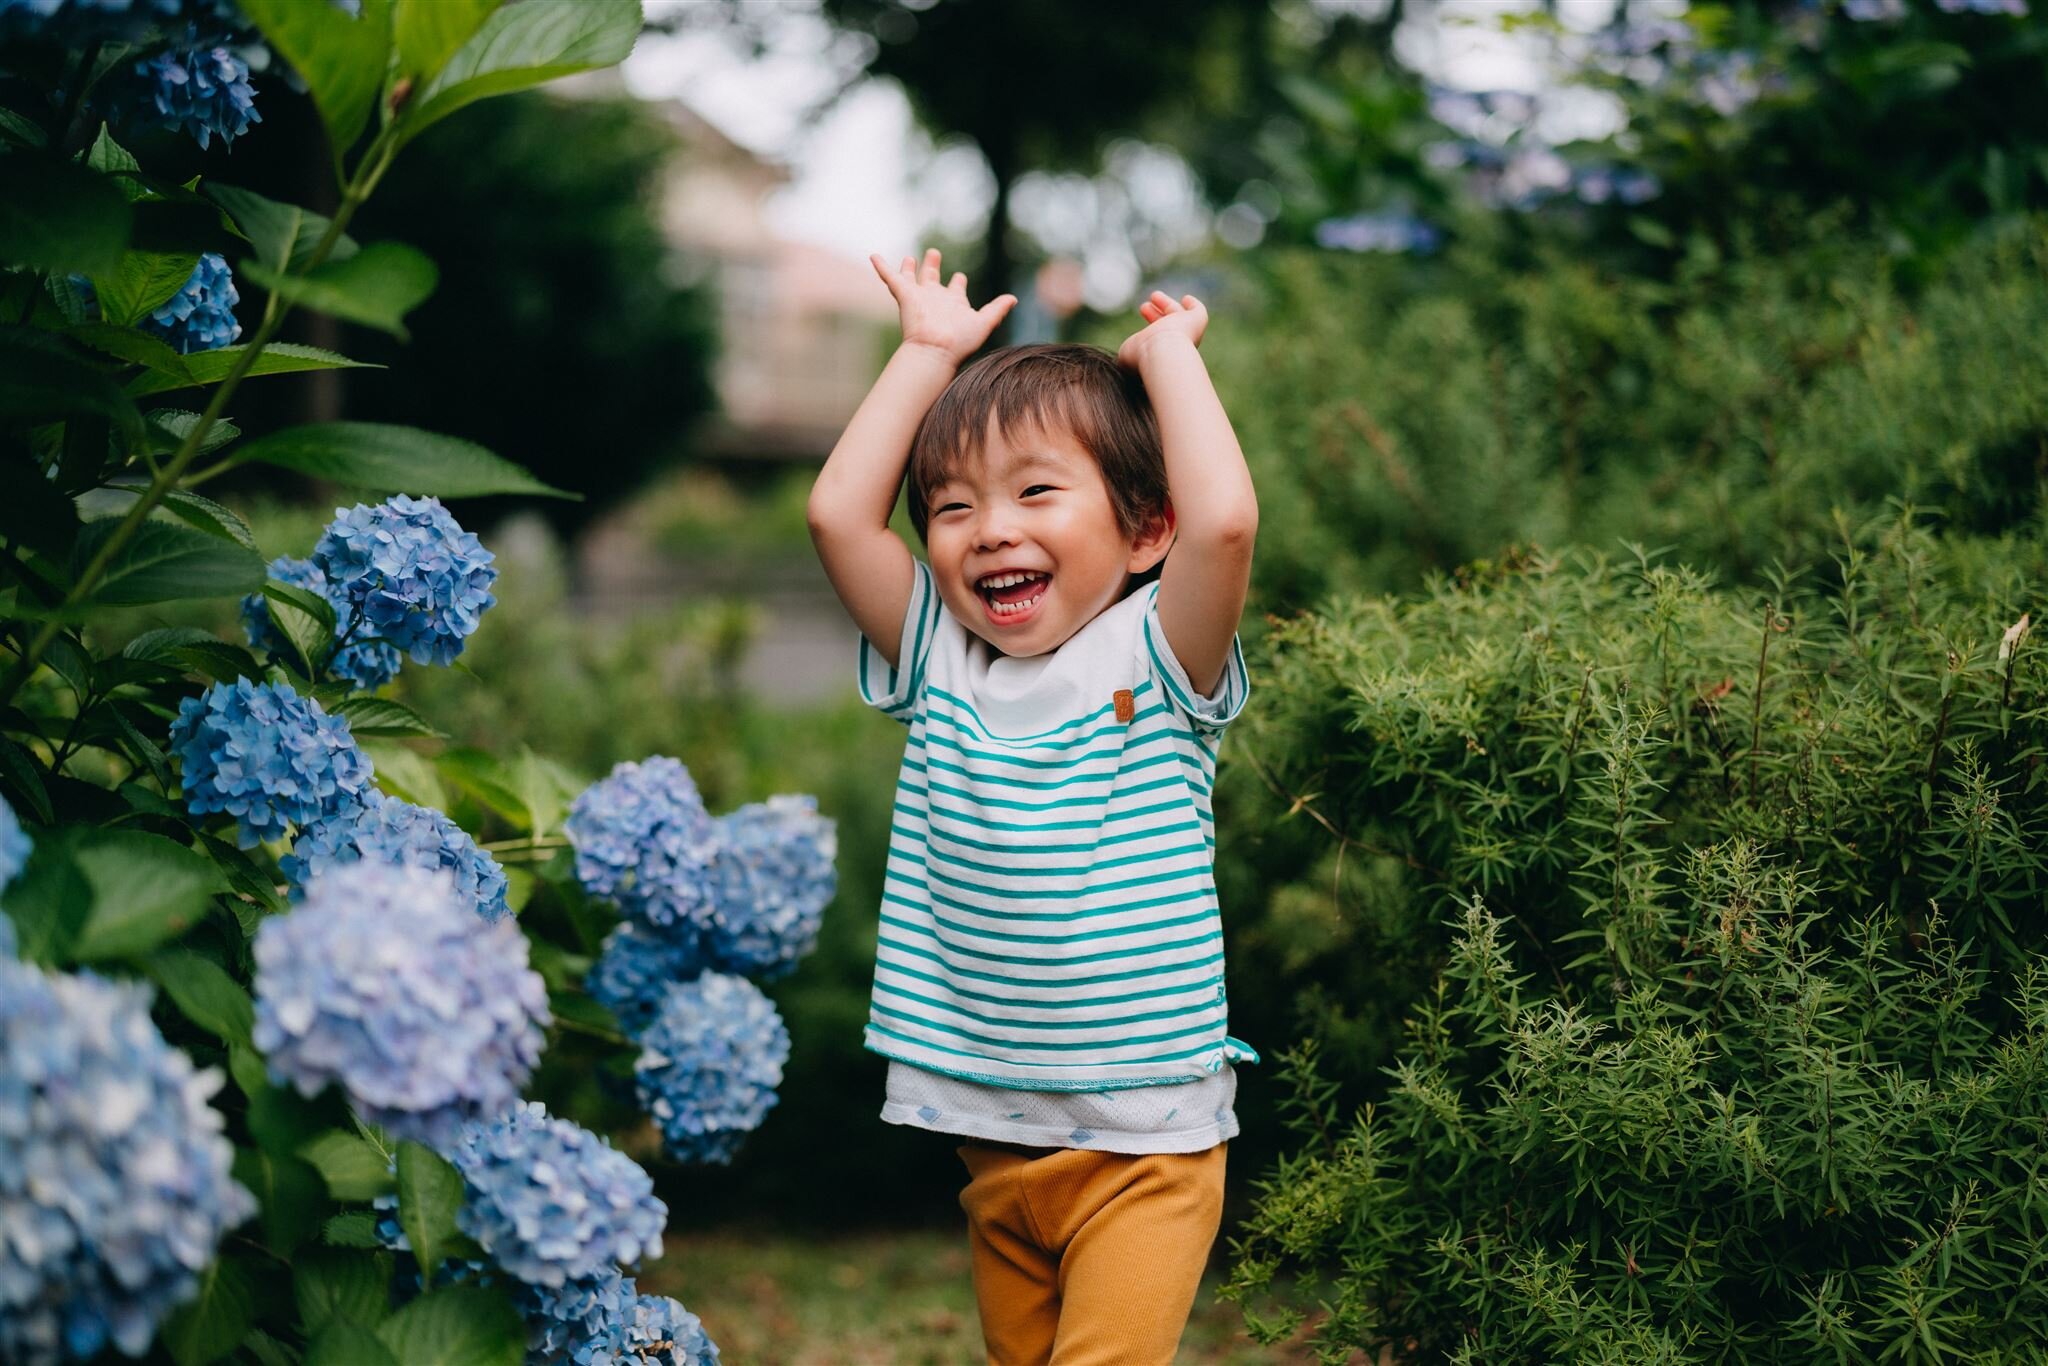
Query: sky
xmin=619 ymin=0 xmax=1670 ymax=276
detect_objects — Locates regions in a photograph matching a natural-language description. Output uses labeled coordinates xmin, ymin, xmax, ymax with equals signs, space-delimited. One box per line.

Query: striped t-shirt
xmin=856 ymin=557 xmax=1260 ymax=1091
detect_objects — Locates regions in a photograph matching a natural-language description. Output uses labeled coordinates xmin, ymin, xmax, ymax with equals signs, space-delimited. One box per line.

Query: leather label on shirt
xmin=1113 ymin=688 xmax=1135 ymax=723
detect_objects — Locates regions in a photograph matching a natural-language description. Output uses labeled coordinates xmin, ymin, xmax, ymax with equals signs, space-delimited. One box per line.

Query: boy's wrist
xmin=897 ymin=338 xmax=966 ymax=370
xmin=1130 ymin=331 xmax=1202 ymax=372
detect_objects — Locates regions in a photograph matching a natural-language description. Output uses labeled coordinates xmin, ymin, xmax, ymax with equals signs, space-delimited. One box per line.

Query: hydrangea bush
xmin=0 ymin=2 xmax=802 ymax=1359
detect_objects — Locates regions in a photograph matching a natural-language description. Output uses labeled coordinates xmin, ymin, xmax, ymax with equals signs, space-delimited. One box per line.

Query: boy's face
xmin=924 ymin=416 xmax=1170 ymax=657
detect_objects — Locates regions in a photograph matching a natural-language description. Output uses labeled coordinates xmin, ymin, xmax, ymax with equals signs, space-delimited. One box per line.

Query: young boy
xmin=807 ymin=247 xmax=1260 ymax=1365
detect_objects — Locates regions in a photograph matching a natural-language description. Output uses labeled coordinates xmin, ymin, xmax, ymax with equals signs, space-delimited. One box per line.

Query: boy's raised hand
xmin=871 ymin=247 xmax=1017 ymax=365
xmin=1118 ymin=290 xmax=1208 ymax=370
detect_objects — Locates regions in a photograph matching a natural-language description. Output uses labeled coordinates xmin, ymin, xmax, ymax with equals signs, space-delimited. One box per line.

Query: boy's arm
xmin=807 ymin=248 xmax=1015 ymax=670
xmin=1119 ymin=292 xmax=1258 ymax=698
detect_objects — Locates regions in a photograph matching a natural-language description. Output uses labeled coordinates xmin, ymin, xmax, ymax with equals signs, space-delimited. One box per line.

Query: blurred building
xmin=559 ymin=70 xmax=896 ymax=464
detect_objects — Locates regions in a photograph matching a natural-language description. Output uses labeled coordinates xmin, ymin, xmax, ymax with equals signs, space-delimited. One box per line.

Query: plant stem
xmin=0 ymin=127 xmax=399 ymax=719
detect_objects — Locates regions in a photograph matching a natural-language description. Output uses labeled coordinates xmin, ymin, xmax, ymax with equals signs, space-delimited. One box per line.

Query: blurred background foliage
xmin=141 ymin=0 xmax=2048 ymax=1313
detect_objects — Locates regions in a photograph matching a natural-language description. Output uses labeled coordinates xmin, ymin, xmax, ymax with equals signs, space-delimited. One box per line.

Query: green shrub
xmin=1217 ymin=503 xmax=2048 ymax=1361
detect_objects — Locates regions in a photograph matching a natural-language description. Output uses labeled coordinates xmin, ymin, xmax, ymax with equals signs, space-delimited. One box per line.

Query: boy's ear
xmin=1128 ymin=500 xmax=1176 ymax=575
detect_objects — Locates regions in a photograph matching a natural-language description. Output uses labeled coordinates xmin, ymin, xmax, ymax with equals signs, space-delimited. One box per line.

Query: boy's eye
xmin=935 ymin=501 xmax=969 ymax=514
xmin=1021 ymin=485 xmax=1055 ymax=498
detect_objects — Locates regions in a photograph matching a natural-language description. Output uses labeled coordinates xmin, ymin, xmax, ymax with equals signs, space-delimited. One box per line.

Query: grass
xmin=641 ymin=1224 xmax=1365 ymax=1365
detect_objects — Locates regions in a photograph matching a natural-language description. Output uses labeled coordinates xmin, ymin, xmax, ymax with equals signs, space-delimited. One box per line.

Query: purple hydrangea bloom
xmin=705 ymin=795 xmax=835 ymax=982
xmin=0 ymin=958 xmax=256 ymax=1364
xmin=587 ymin=921 xmax=710 ymax=1038
xmin=564 ymin=757 xmax=721 ymax=938
xmin=312 ymin=495 xmax=499 ymax=668
xmin=167 ymin=675 xmax=376 ymax=849
xmin=447 ymin=1101 xmax=667 ymax=1289
xmin=119 ymin=28 xmax=260 ymax=153
xmin=240 ymin=554 xmax=404 ymax=691
xmin=281 ymin=788 xmax=510 ymax=923
xmin=252 ymin=860 xmax=548 ymax=1147
xmin=634 ymin=972 xmax=789 ymax=1166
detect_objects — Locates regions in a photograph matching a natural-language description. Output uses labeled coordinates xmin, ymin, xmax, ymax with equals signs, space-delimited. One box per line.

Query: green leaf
xmin=0 ymin=150 xmax=133 ymax=274
xmin=295 ymin=1245 xmax=393 ymax=1336
xmin=396 ymin=1140 xmax=465 ymax=1275
xmin=91 ymin=477 xmax=259 ymax=550
xmin=322 ymin=1210 xmax=384 ymax=1248
xmin=146 ymin=408 xmax=242 ymax=458
xmin=0 ymin=734 xmax=55 ymax=825
xmin=65 ymin=320 xmax=195 ymax=382
xmin=124 ymin=628 xmax=265 ymax=686
xmin=363 ymin=739 xmax=447 ymax=810
xmin=299 ymin=1130 xmax=397 ymax=1201
xmin=236 ymin=0 xmax=395 ymax=181
xmin=92 ymin=250 xmax=200 ymax=328
xmin=69 ymin=826 xmax=228 ymax=959
xmin=203 ymin=182 xmax=360 ymax=276
xmin=395 ymin=0 xmax=501 ymax=84
xmin=69 ymin=517 xmax=267 ymax=607
xmin=260 ymin=578 xmax=336 ymax=680
xmin=123 ymin=340 xmax=386 ymax=397
xmin=162 ymin=1253 xmax=257 ymax=1366
xmin=396 ymin=0 xmax=640 ymax=154
xmin=0 ymin=325 xmax=144 ymax=441
xmin=238 ymin=239 xmax=437 ymax=341
xmin=437 ymin=747 xmax=530 ymax=830
xmin=146 ymin=948 xmax=256 ymax=1047
xmin=0 ymin=106 xmax=48 ymax=149
xmin=234 ymin=1145 xmax=327 ymax=1257
xmin=108 ymin=698 xmax=174 ymax=788
xmin=375 ymin=1285 xmax=523 ymax=1366
xmin=306 ymin=1318 xmax=401 ymax=1366
xmin=0 ymin=828 xmax=92 ymax=963
xmin=331 ymin=695 xmax=445 ymax=739
xmin=85 ymin=123 xmax=146 ymax=200
xmin=195 ymin=831 xmax=286 ymax=918
xmin=228 ymin=420 xmax=576 ymax=499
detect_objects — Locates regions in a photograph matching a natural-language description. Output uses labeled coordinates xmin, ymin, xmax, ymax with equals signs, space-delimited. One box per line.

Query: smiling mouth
xmin=976 ymin=570 xmax=1052 ymax=617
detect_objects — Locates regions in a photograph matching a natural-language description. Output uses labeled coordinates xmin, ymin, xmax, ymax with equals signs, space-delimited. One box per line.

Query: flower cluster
xmin=241 ymin=554 xmax=403 ymax=690
xmin=0 ymin=958 xmax=256 ymax=1364
xmin=634 ymin=972 xmax=789 ymax=1166
xmin=280 ymin=789 xmax=509 ymax=923
xmin=586 ymin=921 xmax=710 ymax=1038
xmin=119 ymin=32 xmax=260 ymax=154
xmin=252 ymin=860 xmax=548 ymax=1146
xmin=447 ymin=1102 xmax=666 ymax=1289
xmin=704 ymin=795 xmax=835 ymax=981
xmin=565 ymin=757 xmax=720 ymax=938
xmin=312 ymin=494 xmax=499 ymax=668
xmin=167 ymin=675 xmax=375 ymax=849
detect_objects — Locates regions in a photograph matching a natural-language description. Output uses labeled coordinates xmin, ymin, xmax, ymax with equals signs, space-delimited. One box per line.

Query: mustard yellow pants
xmin=954 ymin=1138 xmax=1228 ymax=1366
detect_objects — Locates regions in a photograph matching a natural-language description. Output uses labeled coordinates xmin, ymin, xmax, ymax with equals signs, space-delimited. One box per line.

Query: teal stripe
xmin=867 ymin=1006 xmax=1222 ymax=1053
xmin=909 ymin=856 xmax=1213 ymax=903
xmin=905 ymin=722 xmax=1184 ymax=773
xmin=896 ymin=794 xmax=1189 ymax=834
xmin=926 ymin=682 xmax=1154 ymax=747
xmin=867 ymin=1021 xmax=1221 ymax=1068
xmin=882 ymin=891 xmax=1213 ymax=941
xmin=913 ymin=837 xmax=1213 ymax=882
xmin=877 ymin=915 xmax=1220 ymax=968
xmin=874 ymin=957 xmax=1220 ymax=1010
xmin=890 ymin=817 xmax=1205 ymax=857
xmin=872 ymin=978 xmax=1224 ymax=1034
xmin=877 ymin=936 xmax=1225 ymax=988
xmin=913 ymin=772 xmax=1182 ymax=815
xmin=912 ymin=746 xmax=1181 ymax=793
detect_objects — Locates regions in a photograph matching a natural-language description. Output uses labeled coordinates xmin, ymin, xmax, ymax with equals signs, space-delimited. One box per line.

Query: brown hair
xmin=904 ymin=344 xmax=1170 ymax=581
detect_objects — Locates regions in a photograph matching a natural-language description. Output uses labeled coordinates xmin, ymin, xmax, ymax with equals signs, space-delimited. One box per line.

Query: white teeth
xmin=989 ymin=587 xmax=1045 ymax=616
xmin=977 ymin=570 xmax=1044 ymax=589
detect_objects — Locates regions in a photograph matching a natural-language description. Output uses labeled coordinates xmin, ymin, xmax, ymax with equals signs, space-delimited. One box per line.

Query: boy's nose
xmin=972 ymin=509 xmax=1021 ymax=551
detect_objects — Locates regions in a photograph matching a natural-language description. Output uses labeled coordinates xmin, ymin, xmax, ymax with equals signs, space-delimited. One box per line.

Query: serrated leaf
xmin=0 ymin=827 xmax=92 ymax=963
xmin=323 ymin=1210 xmax=384 ymax=1248
xmin=363 ymin=740 xmax=447 ymax=810
xmin=195 ymin=830 xmax=287 ymax=917
xmin=295 ymin=1245 xmax=393 ymax=1336
xmin=70 ymin=826 xmax=228 ymax=958
xmin=0 ymin=734 xmax=56 ymax=824
xmin=437 ymin=747 xmax=530 ymax=830
xmin=259 ymin=578 xmax=335 ymax=680
xmin=203 ymin=181 xmax=360 ymax=276
xmin=65 ymin=320 xmax=195 ymax=380
xmin=375 ymin=1285 xmax=522 ymax=1366
xmin=69 ymin=517 xmax=266 ymax=606
xmin=240 ymin=240 xmax=437 ymax=341
xmin=395 ymin=0 xmax=500 ymax=84
xmin=225 ymin=420 xmax=575 ymax=499
xmin=397 ymin=0 xmax=640 ymax=155
xmin=161 ymin=1254 xmax=256 ymax=1366
xmin=299 ymin=1131 xmax=396 ymax=1201
xmin=236 ymin=0 xmax=393 ymax=181
xmin=396 ymin=1141 xmax=464 ymax=1275
xmin=108 ymin=698 xmax=174 ymax=787
xmin=146 ymin=408 xmax=242 ymax=457
xmin=308 ymin=1319 xmax=401 ymax=1366
xmin=234 ymin=1145 xmax=327 ymax=1257
xmin=123 ymin=340 xmax=385 ymax=397
xmin=96 ymin=477 xmax=259 ymax=550
xmin=147 ymin=947 xmax=255 ymax=1047
xmin=330 ymin=695 xmax=444 ymax=739
xmin=93 ymin=250 xmax=200 ymax=328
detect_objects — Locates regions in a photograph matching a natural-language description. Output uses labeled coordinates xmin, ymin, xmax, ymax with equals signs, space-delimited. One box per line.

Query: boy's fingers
xmin=870 ymin=254 xmax=902 ymax=296
xmin=976 ymin=293 xmax=1018 ymax=322
xmin=900 ymin=256 xmax=915 ymax=277
xmin=921 ymin=247 xmax=942 ymax=283
xmin=949 ymin=272 xmax=968 ymax=294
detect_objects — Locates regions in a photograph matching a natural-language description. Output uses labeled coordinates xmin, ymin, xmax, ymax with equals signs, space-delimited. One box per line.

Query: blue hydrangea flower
xmin=1312 ymin=211 xmax=1442 ymax=255
xmin=240 ymin=554 xmax=404 ymax=691
xmin=587 ymin=920 xmax=710 ymax=1037
xmin=0 ymin=958 xmax=257 ymax=1364
xmin=564 ymin=757 xmax=721 ymax=938
xmin=167 ymin=675 xmax=376 ymax=849
xmin=118 ymin=28 xmax=260 ymax=153
xmin=447 ymin=1101 xmax=666 ymax=1289
xmin=613 ymin=1285 xmax=720 ymax=1366
xmin=0 ymin=792 xmax=30 ymax=890
xmin=705 ymin=795 xmax=834 ymax=982
xmin=1933 ymin=0 xmax=2027 ymax=12
xmin=634 ymin=972 xmax=789 ymax=1166
xmin=136 ymin=251 xmax=242 ymax=353
xmin=252 ymin=860 xmax=548 ymax=1147
xmin=312 ymin=495 xmax=498 ymax=668
xmin=280 ymin=788 xmax=510 ymax=923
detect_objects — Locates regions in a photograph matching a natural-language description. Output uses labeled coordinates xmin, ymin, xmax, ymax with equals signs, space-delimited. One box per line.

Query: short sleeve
xmin=1139 ymin=582 xmax=1250 ymax=735
xmin=856 ymin=556 xmax=943 ymax=724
